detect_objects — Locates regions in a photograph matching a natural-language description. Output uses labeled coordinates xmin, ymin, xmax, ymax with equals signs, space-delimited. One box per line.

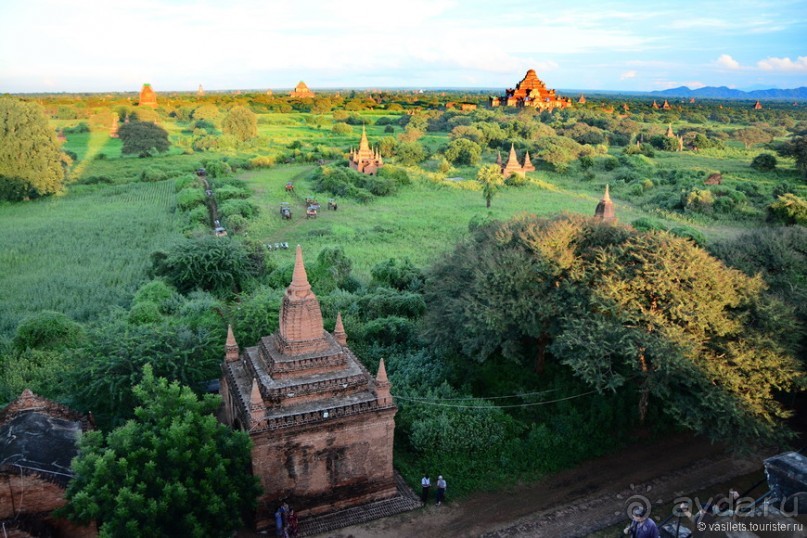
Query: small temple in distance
xmin=138 ymin=83 xmax=157 ymax=107
xmin=490 ymin=69 xmax=572 ymax=110
xmin=348 ymin=126 xmax=384 ymax=175
xmin=498 ymin=143 xmax=535 ymax=177
xmin=290 ymin=81 xmax=315 ymax=98
xmin=219 ymin=246 xmax=405 ymax=530
xmin=594 ymin=185 xmax=616 ymax=223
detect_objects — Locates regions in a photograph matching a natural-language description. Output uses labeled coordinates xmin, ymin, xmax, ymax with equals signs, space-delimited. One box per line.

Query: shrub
xmin=128 ymin=301 xmax=163 ymax=325
xmin=332 ymin=122 xmax=353 ymax=135
xmin=669 ymin=226 xmax=707 ymax=246
xmin=139 ymin=167 xmax=168 ymax=182
xmin=505 ymin=172 xmax=529 ymax=186
xmin=631 ymin=218 xmax=668 ymax=232
xmin=249 ymin=155 xmax=276 ymax=168
xmin=13 ymin=311 xmax=86 ymax=352
xmin=218 ymin=199 xmax=259 ymax=219
xmin=176 ymin=187 xmax=206 ymax=211
xmin=751 ymin=153 xmax=777 ymax=171
xmin=203 ymin=160 xmax=232 ymax=178
xmin=768 ymin=194 xmax=807 ymax=225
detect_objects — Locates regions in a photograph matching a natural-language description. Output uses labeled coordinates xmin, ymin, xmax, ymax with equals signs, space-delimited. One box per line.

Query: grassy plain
xmin=0 ymin=180 xmax=181 ymax=337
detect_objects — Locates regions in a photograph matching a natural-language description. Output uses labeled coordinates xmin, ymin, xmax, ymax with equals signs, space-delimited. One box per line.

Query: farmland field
xmin=0 ymin=180 xmax=181 ymax=337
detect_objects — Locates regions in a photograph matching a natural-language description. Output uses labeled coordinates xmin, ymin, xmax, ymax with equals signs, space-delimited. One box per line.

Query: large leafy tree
xmin=424 ymin=214 xmax=803 ymax=443
xmin=117 ymin=121 xmax=170 ymax=156
xmin=222 ymin=106 xmax=257 ymax=142
xmin=62 ymin=366 xmax=260 ymax=538
xmin=0 ymin=96 xmax=68 ymax=199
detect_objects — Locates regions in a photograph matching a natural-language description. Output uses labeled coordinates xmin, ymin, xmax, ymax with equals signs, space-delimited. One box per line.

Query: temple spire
xmin=594 ymin=184 xmax=616 ymax=223
xmin=249 ymin=378 xmax=266 ymax=430
xmin=359 ymin=126 xmax=370 ymax=153
xmin=288 ymin=245 xmax=312 ymax=297
xmin=334 ymin=312 xmax=347 ymax=346
xmin=225 ymin=324 xmax=239 ymax=362
xmin=375 ymin=358 xmax=392 ymax=407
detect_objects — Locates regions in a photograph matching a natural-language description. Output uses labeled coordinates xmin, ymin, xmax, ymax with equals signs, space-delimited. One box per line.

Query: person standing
xmin=436 ymin=475 xmax=447 ymax=505
xmin=623 ymin=507 xmax=660 ymax=538
xmin=421 ymin=473 xmax=431 ymax=503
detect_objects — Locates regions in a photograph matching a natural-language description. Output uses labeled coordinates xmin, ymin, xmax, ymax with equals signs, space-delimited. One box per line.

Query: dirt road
xmin=311 ymin=434 xmax=767 ymax=538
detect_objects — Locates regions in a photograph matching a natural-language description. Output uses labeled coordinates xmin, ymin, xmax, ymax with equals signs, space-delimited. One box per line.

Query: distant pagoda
xmin=500 ymin=143 xmax=535 ymax=177
xmin=754 ymin=100 xmax=763 ymax=110
xmin=348 ymin=126 xmax=383 ymax=175
xmin=490 ymin=69 xmax=571 ymax=110
xmin=594 ymin=185 xmax=616 ymax=223
xmin=139 ymin=83 xmax=157 ymax=107
xmin=197 ymin=84 xmax=205 ymax=97
xmin=290 ymin=81 xmax=314 ymax=99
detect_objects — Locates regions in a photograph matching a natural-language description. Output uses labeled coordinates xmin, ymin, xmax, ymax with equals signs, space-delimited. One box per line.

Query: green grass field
xmin=0 ymin=180 xmax=182 ymax=338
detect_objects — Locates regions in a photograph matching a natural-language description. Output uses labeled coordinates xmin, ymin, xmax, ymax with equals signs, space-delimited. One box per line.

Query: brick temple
xmin=348 ymin=126 xmax=384 ymax=175
xmin=0 ymin=390 xmax=96 ymax=537
xmin=498 ymin=143 xmax=535 ymax=177
xmin=219 ymin=246 xmax=397 ymax=529
xmin=490 ymin=69 xmax=571 ymax=110
xmin=138 ymin=83 xmax=157 ymax=107
xmin=594 ymin=184 xmax=616 ymax=222
xmin=290 ymin=81 xmax=315 ymax=99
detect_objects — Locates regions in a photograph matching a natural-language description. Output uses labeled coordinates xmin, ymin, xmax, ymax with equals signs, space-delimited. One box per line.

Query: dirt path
xmin=310 ymin=434 xmax=768 ymax=538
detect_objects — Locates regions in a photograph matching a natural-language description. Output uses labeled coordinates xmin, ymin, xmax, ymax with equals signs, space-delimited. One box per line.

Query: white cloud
xmin=620 ymin=70 xmax=637 ymax=79
xmin=756 ymin=56 xmax=807 ymax=72
xmin=716 ymin=54 xmax=742 ymax=70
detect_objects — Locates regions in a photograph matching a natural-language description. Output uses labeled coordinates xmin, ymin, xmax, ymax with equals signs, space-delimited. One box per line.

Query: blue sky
xmin=1 ymin=0 xmax=805 ymax=93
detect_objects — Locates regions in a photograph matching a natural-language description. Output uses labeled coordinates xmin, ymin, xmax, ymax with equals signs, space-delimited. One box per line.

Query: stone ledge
xmin=298 ymin=473 xmax=422 ymax=537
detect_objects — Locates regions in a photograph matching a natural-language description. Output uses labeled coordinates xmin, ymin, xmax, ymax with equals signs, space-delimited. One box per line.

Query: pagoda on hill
xmin=594 ymin=184 xmax=616 ymax=223
xmin=500 ymin=143 xmax=535 ymax=177
xmin=754 ymin=100 xmax=763 ymax=110
xmin=348 ymin=126 xmax=384 ymax=175
xmin=290 ymin=81 xmax=315 ymax=98
xmin=139 ymin=83 xmax=157 ymax=107
xmin=219 ymin=246 xmax=400 ymax=529
xmin=490 ymin=69 xmax=571 ymax=110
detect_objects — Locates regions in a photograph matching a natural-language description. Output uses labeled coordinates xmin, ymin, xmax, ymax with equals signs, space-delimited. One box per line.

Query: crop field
xmin=0 ymin=180 xmax=181 ymax=338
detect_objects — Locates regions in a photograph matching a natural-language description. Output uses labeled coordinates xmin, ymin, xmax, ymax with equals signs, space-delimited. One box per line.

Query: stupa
xmin=220 ymin=246 xmax=398 ymax=529
xmin=139 ymin=83 xmax=157 ymax=107
xmin=500 ymin=143 xmax=535 ymax=177
xmin=348 ymin=126 xmax=384 ymax=175
xmin=594 ymin=185 xmax=616 ymax=223
xmin=290 ymin=81 xmax=315 ymax=98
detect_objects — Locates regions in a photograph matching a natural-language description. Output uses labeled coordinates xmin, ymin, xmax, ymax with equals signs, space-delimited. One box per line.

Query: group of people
xmin=420 ymin=473 xmax=447 ymax=506
xmin=273 ymin=501 xmax=299 ymax=538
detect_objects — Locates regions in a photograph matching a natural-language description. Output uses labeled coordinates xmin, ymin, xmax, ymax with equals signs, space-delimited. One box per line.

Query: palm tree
xmin=477 ymin=164 xmax=504 ymax=208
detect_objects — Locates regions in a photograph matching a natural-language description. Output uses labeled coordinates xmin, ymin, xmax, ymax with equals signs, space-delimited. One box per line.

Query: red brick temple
xmin=498 ymin=143 xmax=535 ymax=177
xmin=348 ymin=127 xmax=384 ymax=175
xmin=138 ymin=83 xmax=157 ymax=107
xmin=290 ymin=81 xmax=315 ymax=99
xmin=490 ymin=69 xmax=571 ymax=110
xmin=220 ymin=246 xmax=398 ymax=529
xmin=594 ymin=185 xmax=616 ymax=223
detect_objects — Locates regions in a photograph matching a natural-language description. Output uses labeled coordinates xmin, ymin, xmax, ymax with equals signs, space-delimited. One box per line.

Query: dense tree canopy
xmin=222 ymin=106 xmax=258 ymax=142
xmin=0 ymin=96 xmax=68 ymax=199
xmin=424 ymin=214 xmax=803 ymax=443
xmin=62 ymin=366 xmax=260 ymax=538
xmin=117 ymin=121 xmax=170 ymax=156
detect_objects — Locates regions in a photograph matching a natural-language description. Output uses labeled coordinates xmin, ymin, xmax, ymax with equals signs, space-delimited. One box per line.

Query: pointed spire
xmin=249 ymin=378 xmax=266 ymax=429
xmin=375 ymin=358 xmax=392 ymax=407
xmin=666 ymin=124 xmax=674 ymax=138
xmin=359 ymin=125 xmax=370 ymax=153
xmin=225 ymin=324 xmax=239 ymax=362
xmin=594 ymin=184 xmax=616 ymax=223
xmin=334 ymin=312 xmax=347 ymax=346
xmin=496 ymin=150 xmax=502 ymax=166
xmin=376 ymin=358 xmax=388 ymax=384
xmin=522 ymin=151 xmax=535 ymax=172
xmin=507 ymin=143 xmax=518 ymax=163
xmin=288 ymin=245 xmax=312 ymax=297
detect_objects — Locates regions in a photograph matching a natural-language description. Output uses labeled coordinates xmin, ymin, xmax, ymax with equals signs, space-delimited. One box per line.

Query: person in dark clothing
xmin=623 ymin=506 xmax=660 ymax=538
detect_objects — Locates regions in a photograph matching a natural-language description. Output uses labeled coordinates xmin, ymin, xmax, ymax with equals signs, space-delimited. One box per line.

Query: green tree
xmin=444 ymin=138 xmax=482 ymax=166
xmin=117 ymin=121 xmax=170 ymax=156
xmin=477 ymin=164 xmax=504 ymax=208
xmin=733 ymin=127 xmax=772 ymax=149
xmin=751 ymin=153 xmax=777 ymax=171
xmin=151 ymin=236 xmax=263 ymax=296
xmin=424 ymin=215 xmax=803 ymax=443
xmin=395 ymin=141 xmax=426 ymax=165
xmin=62 ymin=365 xmax=260 ymax=538
xmin=767 ymin=193 xmax=807 ymax=225
xmin=0 ymin=96 xmax=68 ymax=198
xmin=222 ymin=106 xmax=257 ymax=142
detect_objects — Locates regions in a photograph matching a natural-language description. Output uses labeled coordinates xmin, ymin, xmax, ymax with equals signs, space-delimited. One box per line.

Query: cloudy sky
xmin=1 ymin=0 xmax=805 ymax=93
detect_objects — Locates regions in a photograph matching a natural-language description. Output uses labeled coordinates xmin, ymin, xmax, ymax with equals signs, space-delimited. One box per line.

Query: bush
xmin=768 ymin=194 xmax=807 ymax=225
xmin=218 ymin=199 xmax=259 ymax=219
xmin=176 ymin=187 xmax=206 ymax=211
xmin=504 ymin=172 xmax=529 ymax=186
xmin=13 ymin=311 xmax=86 ymax=352
xmin=631 ymin=218 xmax=667 ymax=232
xmin=128 ymin=301 xmax=163 ymax=324
xmin=203 ymin=160 xmax=232 ymax=178
xmin=140 ymin=167 xmax=168 ymax=182
xmin=669 ymin=226 xmax=707 ymax=246
xmin=332 ymin=122 xmax=353 ymax=135
xmin=751 ymin=153 xmax=777 ymax=171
